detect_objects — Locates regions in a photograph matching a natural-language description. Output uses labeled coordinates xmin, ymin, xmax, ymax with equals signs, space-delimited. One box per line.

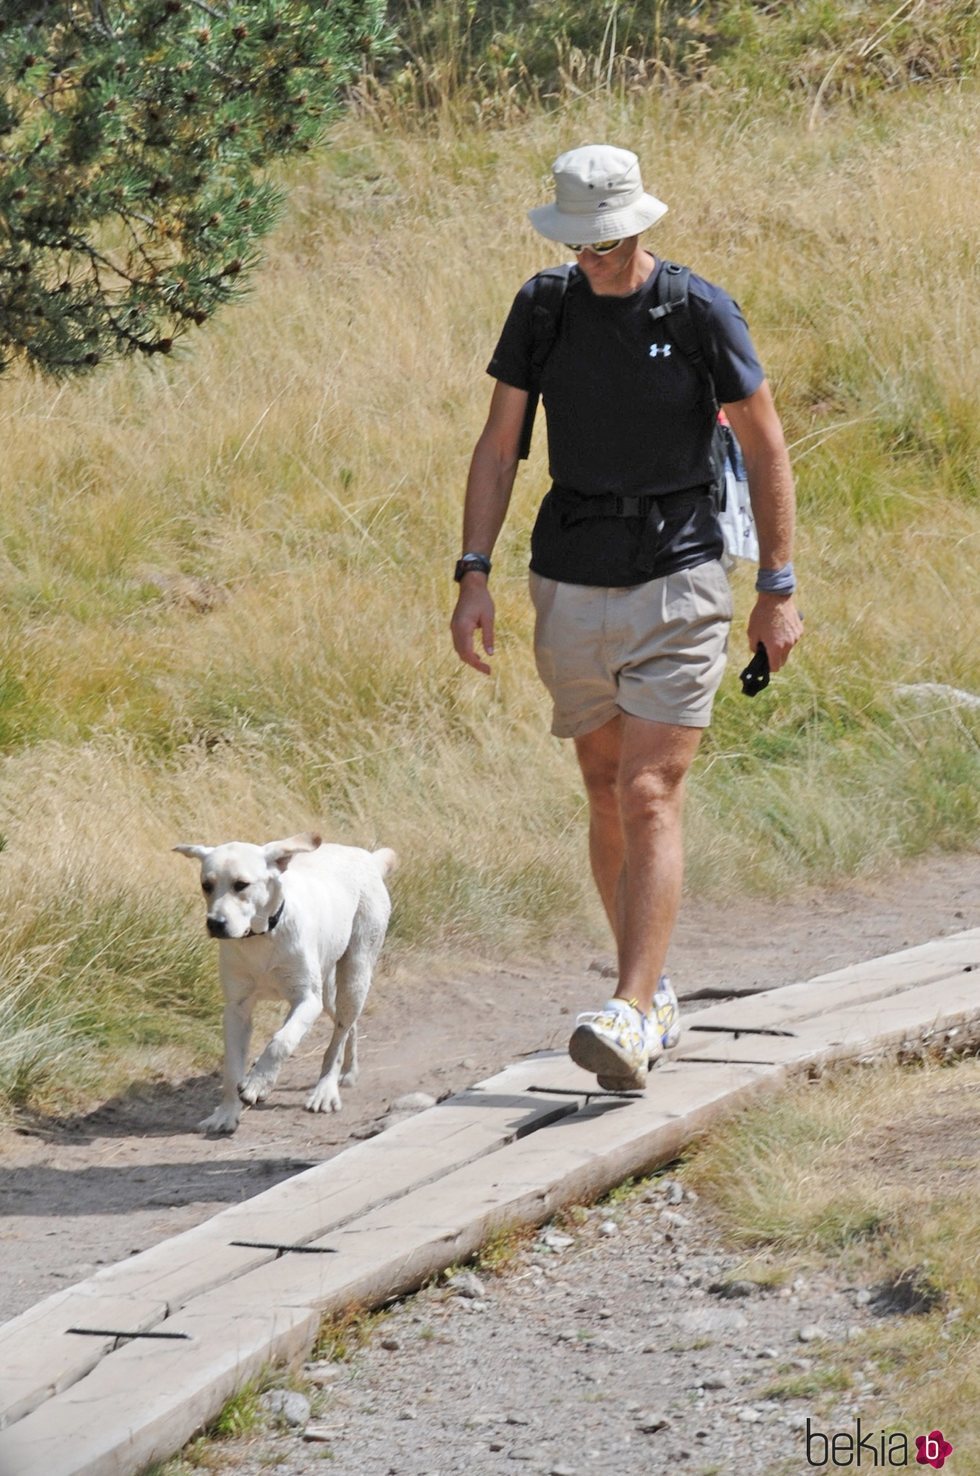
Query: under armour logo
xmin=649 ymin=343 xmax=672 ymax=358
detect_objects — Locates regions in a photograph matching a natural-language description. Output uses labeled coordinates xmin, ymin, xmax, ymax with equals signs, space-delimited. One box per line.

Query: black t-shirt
xmin=487 ymin=258 xmax=765 ymax=585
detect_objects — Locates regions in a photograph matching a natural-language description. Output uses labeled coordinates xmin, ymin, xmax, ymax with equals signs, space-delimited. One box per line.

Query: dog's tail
xmin=373 ymin=847 xmax=398 ymax=878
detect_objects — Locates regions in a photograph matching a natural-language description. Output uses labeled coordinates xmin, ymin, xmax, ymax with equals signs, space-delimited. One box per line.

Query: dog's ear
xmin=263 ymin=832 xmax=322 ymax=873
xmin=173 ymin=844 xmax=213 ymax=862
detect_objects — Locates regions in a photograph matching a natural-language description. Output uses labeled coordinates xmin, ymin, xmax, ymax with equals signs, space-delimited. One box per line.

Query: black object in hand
xmin=740 ymin=642 xmax=770 ymax=697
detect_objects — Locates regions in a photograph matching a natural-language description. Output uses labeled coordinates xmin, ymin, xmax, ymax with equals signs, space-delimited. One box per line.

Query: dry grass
xmin=683 ymin=1058 xmax=980 ymax=1464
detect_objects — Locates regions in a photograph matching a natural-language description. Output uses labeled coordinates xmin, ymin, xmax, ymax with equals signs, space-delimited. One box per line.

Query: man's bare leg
xmin=573 ymin=714 xmax=624 ymax=933
xmin=575 ymin=714 xmax=703 ymax=1014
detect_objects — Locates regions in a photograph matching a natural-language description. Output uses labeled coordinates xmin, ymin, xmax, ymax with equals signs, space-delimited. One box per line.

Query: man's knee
xmin=618 ymin=762 xmax=688 ymax=828
xmin=575 ymin=724 xmax=621 ymax=814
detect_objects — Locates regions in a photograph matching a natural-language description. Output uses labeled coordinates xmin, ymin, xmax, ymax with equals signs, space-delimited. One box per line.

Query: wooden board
xmin=0 ymin=929 xmax=976 ymax=1476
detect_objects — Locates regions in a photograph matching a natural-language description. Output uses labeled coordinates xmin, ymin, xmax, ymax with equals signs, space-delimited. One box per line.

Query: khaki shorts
xmin=529 ymin=561 xmax=733 ymax=738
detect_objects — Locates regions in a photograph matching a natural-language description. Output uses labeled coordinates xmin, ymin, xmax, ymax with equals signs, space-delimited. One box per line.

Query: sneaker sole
xmin=568 ymin=1024 xmax=646 ymax=1092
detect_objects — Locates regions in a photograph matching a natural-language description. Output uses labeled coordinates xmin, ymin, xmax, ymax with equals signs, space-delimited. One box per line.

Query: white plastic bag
xmin=717 ymin=416 xmax=758 ymax=568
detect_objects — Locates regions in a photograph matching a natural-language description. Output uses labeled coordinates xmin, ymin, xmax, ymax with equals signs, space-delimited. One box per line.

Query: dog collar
xmin=247 ymin=900 xmax=285 ymax=937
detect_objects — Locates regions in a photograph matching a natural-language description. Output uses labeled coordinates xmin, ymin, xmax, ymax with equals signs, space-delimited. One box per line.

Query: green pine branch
xmin=0 ymin=0 xmax=391 ymax=376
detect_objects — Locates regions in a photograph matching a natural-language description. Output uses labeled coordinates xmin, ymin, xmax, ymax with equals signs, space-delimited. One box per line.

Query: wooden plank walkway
xmin=0 ymin=929 xmax=976 ymax=1476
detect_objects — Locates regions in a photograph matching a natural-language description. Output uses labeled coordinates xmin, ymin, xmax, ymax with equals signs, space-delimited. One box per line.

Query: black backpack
xmin=517 ymin=259 xmax=729 ymax=509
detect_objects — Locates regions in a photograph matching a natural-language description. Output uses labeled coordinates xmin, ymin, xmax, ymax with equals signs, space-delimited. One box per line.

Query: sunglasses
xmin=563 ymin=238 xmax=623 ymax=256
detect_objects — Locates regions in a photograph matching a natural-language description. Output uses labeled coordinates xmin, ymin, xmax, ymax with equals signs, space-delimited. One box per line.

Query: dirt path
xmin=1 ymin=852 xmax=978 ymax=1323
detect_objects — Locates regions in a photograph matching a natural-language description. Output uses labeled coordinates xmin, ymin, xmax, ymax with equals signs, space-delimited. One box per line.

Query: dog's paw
xmin=306 ymin=1081 xmax=342 ymax=1114
xmin=198 ymin=1105 xmax=240 ymax=1135
xmin=238 ymin=1072 xmax=274 ymax=1106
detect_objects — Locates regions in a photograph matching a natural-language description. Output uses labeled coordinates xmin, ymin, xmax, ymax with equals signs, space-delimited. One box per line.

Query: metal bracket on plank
xmin=526 ymin=1085 xmax=643 ymax=1103
xmin=687 ymin=1024 xmax=797 ymax=1039
xmin=230 ymin=1241 xmax=338 ymax=1259
xmin=67 ymin=1327 xmax=191 ymax=1350
xmin=672 ymin=1056 xmax=779 ymax=1066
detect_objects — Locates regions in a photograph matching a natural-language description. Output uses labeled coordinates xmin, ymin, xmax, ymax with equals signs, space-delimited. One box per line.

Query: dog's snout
xmin=206 ymin=916 xmax=228 ymax=938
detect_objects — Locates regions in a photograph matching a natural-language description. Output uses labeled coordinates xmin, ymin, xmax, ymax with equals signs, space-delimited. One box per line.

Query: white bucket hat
xmin=528 ymin=144 xmax=668 ymax=245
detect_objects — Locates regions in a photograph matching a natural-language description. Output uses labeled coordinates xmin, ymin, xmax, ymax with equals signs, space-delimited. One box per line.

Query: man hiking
xmin=450 ymin=144 xmax=802 ymax=1091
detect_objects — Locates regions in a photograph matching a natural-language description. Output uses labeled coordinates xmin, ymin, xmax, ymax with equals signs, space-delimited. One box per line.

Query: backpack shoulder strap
xmin=518 ymin=263 xmax=576 ymax=461
xmin=651 ymin=260 xmax=734 ymax=508
xmin=648 ymin=260 xmax=716 ymax=404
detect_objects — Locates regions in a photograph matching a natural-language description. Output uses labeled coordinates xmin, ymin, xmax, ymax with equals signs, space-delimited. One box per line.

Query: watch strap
xmin=454 ymin=552 xmax=492 ymax=581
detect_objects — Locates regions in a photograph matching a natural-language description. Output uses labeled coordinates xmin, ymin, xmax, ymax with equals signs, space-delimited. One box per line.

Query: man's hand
xmin=746 ymin=593 xmax=803 ymax=673
xmin=451 ymin=575 xmax=496 ymax=675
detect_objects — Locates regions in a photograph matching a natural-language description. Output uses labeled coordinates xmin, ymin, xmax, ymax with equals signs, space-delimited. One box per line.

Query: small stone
xmin=303 ymin=1425 xmax=339 ymax=1442
xmin=542 ymin=1231 xmax=575 ymax=1252
xmin=489 ymin=1442 xmax=504 ymax=1452
xmin=703 ymin=1372 xmax=733 ymax=1389
xmin=305 ymin=1361 xmax=340 ymax=1386
xmin=381 ymin=1337 xmax=400 ymax=1351
xmin=448 ymin=1270 xmax=486 ymax=1299
xmin=399 ymin=1406 xmax=417 ymax=1420
xmin=787 ymin=1411 xmax=809 ymax=1431
xmin=756 ymin=1348 xmax=779 ymax=1359
xmin=637 ymin=1414 xmax=670 ymax=1434
xmin=660 ymin=1210 xmax=689 ymax=1229
xmin=797 ymin=1325 xmax=825 ymax=1343
xmin=598 ymin=1220 xmax=619 ymax=1237
xmin=390 ymin=1092 xmax=436 ymax=1113
xmin=709 ymin=1279 xmax=756 ymax=1299
xmin=505 ymin=1413 xmax=530 ymax=1425
xmin=461 ymin=1057 xmax=477 ymax=1070
xmin=663 ymin=1180 xmax=684 ymax=1205
xmin=738 ymin=1408 xmax=762 ymax=1423
xmin=261 ymin=1390 xmax=311 ymax=1428
xmin=855 ymin=1288 xmax=872 ymax=1305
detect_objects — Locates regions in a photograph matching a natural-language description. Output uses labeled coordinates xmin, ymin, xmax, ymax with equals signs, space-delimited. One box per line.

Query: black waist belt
xmin=548 ymin=484 xmax=714 ymax=575
xmin=551 ymin=484 xmax=660 ymax=521
xmin=551 ymin=484 xmax=710 ymax=518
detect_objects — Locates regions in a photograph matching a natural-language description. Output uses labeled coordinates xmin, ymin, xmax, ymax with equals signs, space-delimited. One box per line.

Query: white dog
xmin=174 ymin=832 xmax=396 ymax=1135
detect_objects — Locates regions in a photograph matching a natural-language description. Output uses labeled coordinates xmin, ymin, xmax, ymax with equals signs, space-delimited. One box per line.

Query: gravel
xmin=200 ymin=1180 xmax=885 ymax=1476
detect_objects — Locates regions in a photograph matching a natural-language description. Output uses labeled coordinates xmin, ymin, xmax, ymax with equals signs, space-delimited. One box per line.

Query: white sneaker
xmin=568 ymin=977 xmax=681 ymax=1092
xmin=652 ymin=976 xmax=682 ymax=1052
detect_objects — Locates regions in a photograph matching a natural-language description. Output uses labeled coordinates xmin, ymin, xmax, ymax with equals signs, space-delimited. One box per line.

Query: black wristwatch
xmin=454 ymin=552 xmax=492 ymax=582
